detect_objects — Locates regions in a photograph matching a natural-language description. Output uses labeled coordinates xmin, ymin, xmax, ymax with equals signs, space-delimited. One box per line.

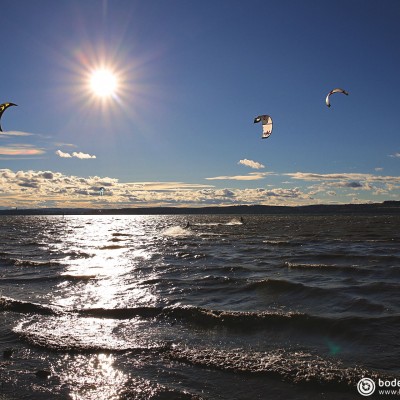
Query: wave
xmin=0 ymin=255 xmax=63 ymax=268
xmin=14 ymin=315 xmax=172 ymax=353
xmin=61 ymin=250 xmax=93 ymax=259
xmin=110 ymin=237 xmax=125 ymax=243
xmin=75 ymin=304 xmax=314 ymax=332
xmin=225 ymin=218 xmax=244 ymax=225
xmin=75 ymin=305 xmax=400 ymax=337
xmin=297 ymin=252 xmax=400 ymax=263
xmin=349 ymin=281 xmax=400 ymax=294
xmin=3 ymin=295 xmax=398 ymax=336
xmin=162 ymin=226 xmax=193 ymax=237
xmin=0 ymin=274 xmax=97 ymax=284
xmin=166 ymin=251 xmax=207 ymax=260
xmin=245 ymin=278 xmax=330 ymax=297
xmin=4 ymin=295 xmax=394 ymax=331
xmin=167 ymin=346 xmax=394 ymax=390
xmin=284 ymin=261 xmax=364 ymax=272
xmin=111 ymin=232 xmax=132 ymax=237
xmin=0 ymin=251 xmax=93 ymax=267
xmin=263 ymin=239 xmax=301 ymax=247
xmin=120 ymin=376 xmax=204 ymax=400
xmin=195 ymin=222 xmax=221 ymax=226
xmin=99 ymin=244 xmax=126 ymax=250
xmin=245 ymin=278 xmax=387 ymax=313
xmin=0 ymin=296 xmax=59 ymax=315
xmin=16 ymin=240 xmax=43 ymax=247
xmin=78 ymin=306 xmax=163 ymax=319
xmin=14 ymin=259 xmax=63 ymax=267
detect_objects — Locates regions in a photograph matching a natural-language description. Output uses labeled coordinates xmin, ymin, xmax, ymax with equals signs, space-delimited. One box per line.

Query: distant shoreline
xmin=0 ymin=201 xmax=399 ymax=216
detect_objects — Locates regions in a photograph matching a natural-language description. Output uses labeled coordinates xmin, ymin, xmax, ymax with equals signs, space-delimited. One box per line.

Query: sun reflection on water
xmin=56 ymin=353 xmax=127 ymax=400
xmin=25 ymin=216 xmax=174 ymax=398
xmin=51 ymin=216 xmax=160 ymax=310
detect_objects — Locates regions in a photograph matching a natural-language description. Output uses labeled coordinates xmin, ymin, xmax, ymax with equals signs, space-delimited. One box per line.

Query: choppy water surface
xmin=1 ymin=214 xmax=399 ymax=399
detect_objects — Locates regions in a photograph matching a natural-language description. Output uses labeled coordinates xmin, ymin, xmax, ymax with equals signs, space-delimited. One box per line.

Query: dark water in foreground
xmin=0 ymin=214 xmax=400 ymax=399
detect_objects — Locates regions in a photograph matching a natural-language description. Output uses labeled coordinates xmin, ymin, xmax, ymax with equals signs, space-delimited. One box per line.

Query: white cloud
xmin=0 ymin=144 xmax=45 ymax=156
xmin=72 ymin=152 xmax=96 ymax=159
xmin=126 ymin=182 xmax=213 ymax=191
xmin=238 ymin=159 xmax=265 ymax=169
xmin=54 ymin=142 xmax=77 ymax=148
xmin=55 ymin=150 xmax=96 ymax=159
xmin=389 ymin=153 xmax=400 ymax=158
xmin=55 ymin=150 xmax=72 ymax=158
xmin=286 ymin=172 xmax=400 ymax=183
xmin=206 ymin=172 xmax=271 ymax=181
xmin=0 ymin=131 xmax=34 ymax=137
xmin=285 ymin=171 xmax=400 ymax=202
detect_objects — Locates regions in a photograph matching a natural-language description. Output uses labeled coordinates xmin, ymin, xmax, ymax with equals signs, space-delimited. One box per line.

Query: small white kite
xmin=254 ymin=115 xmax=273 ymax=139
xmin=325 ymin=88 xmax=349 ymax=108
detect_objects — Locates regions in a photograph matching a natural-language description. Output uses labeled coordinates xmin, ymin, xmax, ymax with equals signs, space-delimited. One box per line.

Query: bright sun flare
xmin=90 ymin=69 xmax=118 ymax=97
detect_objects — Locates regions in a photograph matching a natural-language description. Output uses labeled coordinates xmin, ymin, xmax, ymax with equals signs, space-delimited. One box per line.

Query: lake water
xmin=1 ymin=214 xmax=399 ymax=399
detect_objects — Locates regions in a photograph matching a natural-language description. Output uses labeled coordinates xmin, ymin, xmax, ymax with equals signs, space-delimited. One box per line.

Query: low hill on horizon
xmin=0 ymin=201 xmax=399 ymax=216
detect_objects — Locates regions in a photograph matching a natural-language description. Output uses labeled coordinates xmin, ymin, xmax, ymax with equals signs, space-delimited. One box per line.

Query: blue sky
xmin=0 ymin=0 xmax=399 ymax=208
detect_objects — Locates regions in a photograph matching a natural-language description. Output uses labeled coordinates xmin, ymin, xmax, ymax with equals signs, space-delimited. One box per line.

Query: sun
xmin=89 ymin=69 xmax=118 ymax=98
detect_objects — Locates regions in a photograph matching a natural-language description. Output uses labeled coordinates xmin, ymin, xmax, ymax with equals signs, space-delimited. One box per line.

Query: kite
xmin=254 ymin=115 xmax=273 ymax=139
xmin=99 ymin=187 xmax=105 ymax=196
xmin=0 ymin=103 xmax=17 ymax=132
xmin=325 ymin=89 xmax=348 ymax=108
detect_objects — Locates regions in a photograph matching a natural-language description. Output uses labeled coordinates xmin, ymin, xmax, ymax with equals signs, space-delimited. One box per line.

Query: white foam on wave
xmin=225 ymin=218 xmax=243 ymax=226
xmin=162 ymin=226 xmax=192 ymax=237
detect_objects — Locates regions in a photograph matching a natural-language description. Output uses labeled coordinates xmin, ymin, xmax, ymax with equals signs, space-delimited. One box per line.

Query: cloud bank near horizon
xmin=0 ymin=168 xmax=398 ymax=209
